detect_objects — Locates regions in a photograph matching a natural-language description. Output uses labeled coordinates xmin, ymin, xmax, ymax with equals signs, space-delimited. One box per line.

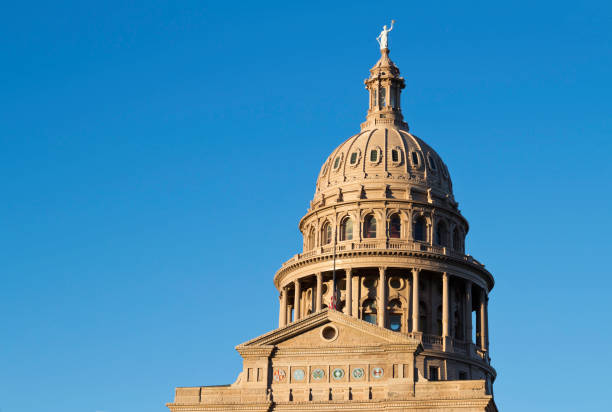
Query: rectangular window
xmin=390 ymin=88 xmax=397 ymax=107
xmin=370 ymin=150 xmax=378 ymax=162
xmin=429 ymin=366 xmax=439 ymax=381
xmin=379 ymin=87 xmax=386 ymax=108
xmin=350 ymin=152 xmax=358 ymax=164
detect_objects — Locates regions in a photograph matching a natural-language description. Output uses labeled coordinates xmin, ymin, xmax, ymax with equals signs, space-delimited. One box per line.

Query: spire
xmin=361 ymin=47 xmax=408 ymax=131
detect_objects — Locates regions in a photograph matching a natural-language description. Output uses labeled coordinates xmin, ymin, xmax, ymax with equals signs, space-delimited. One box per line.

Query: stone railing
xmin=283 ymin=240 xmax=484 ymax=268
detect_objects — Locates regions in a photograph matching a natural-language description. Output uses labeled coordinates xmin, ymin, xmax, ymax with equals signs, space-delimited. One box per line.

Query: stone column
xmin=345 ymin=268 xmax=352 ymax=317
xmin=315 ymin=273 xmax=322 ymax=312
xmin=465 ymin=280 xmax=473 ymax=343
xmin=442 ymin=272 xmax=452 ymax=351
xmin=294 ymin=280 xmax=301 ymax=322
xmin=412 ymin=269 xmax=420 ymax=333
xmin=479 ymin=288 xmax=487 ymax=350
xmin=378 ymin=267 xmax=386 ymax=328
xmin=279 ymin=287 xmax=287 ymax=328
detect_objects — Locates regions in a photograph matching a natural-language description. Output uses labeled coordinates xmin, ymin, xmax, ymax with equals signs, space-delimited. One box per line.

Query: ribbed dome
xmin=312 ymin=127 xmax=456 ymax=208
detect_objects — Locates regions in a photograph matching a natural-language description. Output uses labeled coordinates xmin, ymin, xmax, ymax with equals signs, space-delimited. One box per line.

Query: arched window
xmin=419 ymin=302 xmax=429 ymax=334
xmin=308 ymin=227 xmax=316 ymax=250
xmin=321 ymin=222 xmax=332 ymax=245
xmin=413 ymin=216 xmax=427 ymax=242
xmin=453 ymin=228 xmax=462 ymax=252
xmin=435 ymin=221 xmax=448 ymax=246
xmin=363 ymin=214 xmax=377 ymax=238
xmin=389 ymin=214 xmax=401 ymax=238
xmin=388 ymin=299 xmax=402 ymax=332
xmin=362 ymin=299 xmax=377 ymax=325
xmin=340 ymin=217 xmax=353 ymax=241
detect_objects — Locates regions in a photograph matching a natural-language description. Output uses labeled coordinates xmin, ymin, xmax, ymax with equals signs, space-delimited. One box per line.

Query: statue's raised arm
xmin=376 ymin=20 xmax=395 ymax=50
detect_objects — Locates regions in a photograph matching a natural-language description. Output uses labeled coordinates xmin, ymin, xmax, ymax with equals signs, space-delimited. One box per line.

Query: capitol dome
xmin=273 ymin=45 xmax=494 ymax=393
xmin=314 ymin=128 xmax=456 ymax=209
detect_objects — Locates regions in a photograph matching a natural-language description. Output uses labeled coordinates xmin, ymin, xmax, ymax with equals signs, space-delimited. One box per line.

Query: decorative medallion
xmin=293 ymin=368 xmax=305 ymax=381
xmin=273 ymin=368 xmax=286 ymax=382
xmin=332 ymin=368 xmax=345 ymax=380
xmin=372 ymin=367 xmax=384 ymax=379
xmin=352 ymin=368 xmax=365 ymax=379
xmin=312 ymin=368 xmax=325 ymax=380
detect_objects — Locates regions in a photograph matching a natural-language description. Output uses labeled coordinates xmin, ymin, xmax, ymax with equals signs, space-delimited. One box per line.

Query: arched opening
xmin=308 ymin=227 xmax=316 ymax=250
xmin=413 ymin=216 xmax=427 ymax=242
xmin=389 ymin=214 xmax=401 ymax=238
xmin=363 ymin=214 xmax=377 ymax=239
xmin=453 ymin=228 xmax=462 ymax=252
xmin=362 ymin=299 xmax=377 ymax=325
xmin=340 ymin=217 xmax=353 ymax=241
xmin=321 ymin=222 xmax=332 ymax=245
xmin=435 ymin=221 xmax=449 ymax=246
xmin=388 ymin=299 xmax=402 ymax=332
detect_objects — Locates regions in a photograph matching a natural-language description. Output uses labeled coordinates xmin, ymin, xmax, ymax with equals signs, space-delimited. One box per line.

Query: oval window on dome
xmin=410 ymin=151 xmax=420 ymax=168
xmin=370 ymin=150 xmax=378 ymax=162
xmin=334 ymin=157 xmax=340 ymax=169
xmin=427 ymin=154 xmax=437 ymax=171
xmin=350 ymin=152 xmax=358 ymax=165
xmin=392 ymin=149 xmax=399 ymax=162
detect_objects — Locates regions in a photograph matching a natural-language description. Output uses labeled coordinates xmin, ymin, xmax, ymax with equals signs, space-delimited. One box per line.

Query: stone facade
xmin=167 ymin=46 xmax=498 ymax=412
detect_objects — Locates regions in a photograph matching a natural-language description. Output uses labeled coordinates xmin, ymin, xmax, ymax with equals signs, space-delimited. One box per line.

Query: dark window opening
xmin=391 ymin=149 xmax=399 ymax=162
xmin=413 ymin=217 xmax=426 ymax=241
xmin=364 ymin=215 xmax=377 ymax=238
xmin=370 ymin=150 xmax=378 ymax=162
xmin=429 ymin=366 xmax=439 ymax=381
xmin=389 ymin=214 xmax=401 ymax=238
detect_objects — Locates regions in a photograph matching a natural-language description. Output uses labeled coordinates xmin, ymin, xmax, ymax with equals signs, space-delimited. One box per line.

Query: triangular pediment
xmin=236 ymin=309 xmax=419 ymax=353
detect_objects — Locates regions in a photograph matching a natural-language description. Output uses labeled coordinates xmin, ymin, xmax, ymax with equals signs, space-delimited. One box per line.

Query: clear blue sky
xmin=1 ymin=1 xmax=610 ymax=411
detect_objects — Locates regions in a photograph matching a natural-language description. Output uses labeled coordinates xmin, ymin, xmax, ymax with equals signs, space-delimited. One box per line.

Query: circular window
xmin=321 ymin=325 xmax=339 ymax=342
xmin=363 ymin=277 xmax=378 ymax=289
xmin=389 ymin=277 xmax=404 ymax=290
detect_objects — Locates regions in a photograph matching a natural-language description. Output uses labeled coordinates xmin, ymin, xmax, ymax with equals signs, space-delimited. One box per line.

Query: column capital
xmin=411 ymin=268 xmax=421 ymax=275
xmin=345 ymin=267 xmax=353 ymax=275
xmin=379 ymin=266 xmax=387 ymax=275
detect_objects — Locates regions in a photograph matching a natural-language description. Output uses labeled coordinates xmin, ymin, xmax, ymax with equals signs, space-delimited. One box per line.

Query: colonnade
xmin=278 ymin=268 xmax=489 ymax=353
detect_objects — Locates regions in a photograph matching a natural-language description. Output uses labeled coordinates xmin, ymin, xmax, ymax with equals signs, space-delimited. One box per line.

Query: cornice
xmin=274 ymin=248 xmax=494 ymax=291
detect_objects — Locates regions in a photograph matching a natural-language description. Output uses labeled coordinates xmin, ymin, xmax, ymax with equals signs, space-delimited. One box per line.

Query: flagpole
xmin=332 ymin=224 xmax=337 ymax=310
